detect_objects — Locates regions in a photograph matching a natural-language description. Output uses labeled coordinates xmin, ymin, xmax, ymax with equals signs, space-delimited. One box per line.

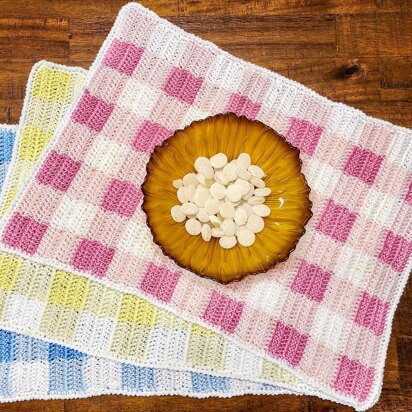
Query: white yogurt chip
xmin=194 ymin=157 xmax=209 ymax=172
xmin=246 ymin=214 xmax=265 ymax=233
xmin=250 ymin=177 xmax=265 ymax=188
xmin=226 ymin=184 xmax=242 ymax=202
xmin=183 ymin=173 xmax=199 ymax=187
xmin=181 ymin=202 xmax=199 ymax=215
xmin=201 ymin=224 xmax=212 ymax=241
xmin=210 ymin=152 xmax=228 ymax=168
xmin=238 ymin=229 xmax=256 ymax=247
xmin=222 ymin=219 xmax=237 ymax=236
xmin=234 ymin=208 xmax=248 ymax=226
xmin=253 ymin=204 xmax=271 ymax=217
xmin=185 ymin=218 xmax=202 ymax=235
xmin=171 ymin=205 xmax=186 ymax=222
xmin=223 ymin=162 xmax=237 ymax=182
xmin=214 ymin=170 xmax=229 ymax=185
xmin=235 ymin=178 xmax=250 ymax=196
xmin=193 ymin=188 xmax=210 ymax=207
xmin=219 ymin=236 xmax=237 ymax=249
xmin=248 ymin=165 xmax=265 ymax=178
xmin=205 ymin=198 xmax=220 ymax=215
xmin=247 ymin=196 xmax=265 ymax=205
xmin=237 ymin=153 xmax=251 ymax=169
xmin=177 ymin=187 xmax=189 ymax=203
xmin=173 ymin=179 xmax=183 ymax=189
xmin=197 ymin=208 xmax=210 ymax=223
xmin=236 ymin=167 xmax=251 ymax=180
xmin=219 ymin=201 xmax=235 ymax=219
xmin=210 ymin=182 xmax=226 ymax=200
xmin=254 ymin=187 xmax=271 ymax=197
xmin=199 ymin=162 xmax=214 ymax=180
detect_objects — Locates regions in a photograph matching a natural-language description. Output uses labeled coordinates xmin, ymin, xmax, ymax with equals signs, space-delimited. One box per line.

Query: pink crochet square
xmin=87 ymin=210 xmax=128 ymax=248
xmin=103 ymin=39 xmax=144 ymax=76
xmin=378 ymin=230 xmax=412 ymax=272
xmin=333 ymin=355 xmax=374 ymax=402
xmin=72 ymin=239 xmax=115 ymax=278
xmin=36 ymin=150 xmax=81 ymax=192
xmin=203 ymin=291 xmax=244 ymax=334
xmin=72 ymin=90 xmax=114 ymax=132
xmin=163 ymin=67 xmax=203 ymax=104
xmin=291 ymin=260 xmax=332 ymax=302
xmin=56 ymin=122 xmax=97 ymax=161
xmin=225 ymin=93 xmax=261 ymax=120
xmin=101 ymin=179 xmax=142 ymax=217
xmin=107 ymin=252 xmax=149 ymax=288
xmin=285 ymin=117 xmax=323 ymax=156
xmin=316 ymin=199 xmax=357 ymax=243
xmin=140 ymin=262 xmax=180 ymax=302
xmin=67 ymin=165 xmax=111 ymax=207
xmin=133 ymin=120 xmax=172 ymax=153
xmin=2 ymin=212 xmax=48 ymax=255
xmin=37 ymin=227 xmax=80 ymax=266
xmin=343 ymin=146 xmax=383 ymax=185
xmin=267 ymin=321 xmax=308 ymax=366
xmin=354 ymin=292 xmax=389 ymax=336
xmin=20 ymin=184 xmax=63 ymax=224
xmin=405 ymin=175 xmax=412 ymax=205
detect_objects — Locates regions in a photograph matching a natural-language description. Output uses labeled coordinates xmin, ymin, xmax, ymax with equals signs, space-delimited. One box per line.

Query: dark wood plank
xmin=0 ymin=0 xmax=410 ymax=411
xmin=337 ymin=12 xmax=412 ymax=57
xmin=0 ymin=18 xmax=69 ymax=61
xmin=0 ymin=0 xmax=406 ymax=19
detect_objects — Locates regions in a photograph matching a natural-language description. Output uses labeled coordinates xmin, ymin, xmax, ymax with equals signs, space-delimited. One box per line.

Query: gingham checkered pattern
xmin=0 ymin=124 xmax=291 ymax=402
xmin=0 ymin=4 xmax=410 ymax=410
xmin=0 ymin=61 xmax=310 ymax=400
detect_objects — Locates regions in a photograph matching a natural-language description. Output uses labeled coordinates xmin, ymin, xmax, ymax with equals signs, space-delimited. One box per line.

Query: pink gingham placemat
xmin=0 ymin=3 xmax=411 ymax=409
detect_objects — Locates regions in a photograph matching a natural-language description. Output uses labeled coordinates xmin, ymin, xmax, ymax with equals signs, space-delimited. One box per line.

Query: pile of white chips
xmin=171 ymin=152 xmax=271 ymax=249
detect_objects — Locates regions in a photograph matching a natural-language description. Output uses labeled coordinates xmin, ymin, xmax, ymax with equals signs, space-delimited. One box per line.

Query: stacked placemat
xmin=0 ymin=3 xmax=410 ymax=410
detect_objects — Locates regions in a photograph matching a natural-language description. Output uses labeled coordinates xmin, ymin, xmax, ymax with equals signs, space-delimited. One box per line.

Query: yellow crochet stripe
xmin=0 ymin=65 xmax=85 ymax=216
xmin=0 ymin=62 xmax=299 ymax=385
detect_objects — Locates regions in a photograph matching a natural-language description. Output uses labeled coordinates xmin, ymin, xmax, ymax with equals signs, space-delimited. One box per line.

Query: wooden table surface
xmin=0 ymin=1 xmax=411 ymax=411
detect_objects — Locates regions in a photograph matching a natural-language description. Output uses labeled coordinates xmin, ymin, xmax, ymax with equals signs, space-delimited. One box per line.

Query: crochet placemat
xmin=0 ymin=4 xmax=411 ymax=409
xmin=0 ymin=125 xmax=16 ymax=190
xmin=0 ymin=61 xmax=315 ymax=399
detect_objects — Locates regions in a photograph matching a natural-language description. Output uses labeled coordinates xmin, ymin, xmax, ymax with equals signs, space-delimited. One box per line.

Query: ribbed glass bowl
xmin=142 ymin=113 xmax=312 ymax=284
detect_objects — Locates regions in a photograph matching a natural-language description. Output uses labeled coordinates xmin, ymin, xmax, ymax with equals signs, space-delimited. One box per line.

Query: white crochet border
xmin=0 ymin=3 xmax=410 ymax=410
xmin=0 ymin=387 xmax=297 ymax=404
xmin=0 ymin=125 xmax=17 ymax=131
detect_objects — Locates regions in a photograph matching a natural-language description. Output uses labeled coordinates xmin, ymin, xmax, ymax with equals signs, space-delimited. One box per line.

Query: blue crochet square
xmin=48 ymin=343 xmax=87 ymax=361
xmin=0 ymin=363 xmax=11 ymax=396
xmin=48 ymin=357 xmax=85 ymax=392
xmin=12 ymin=333 xmax=49 ymax=361
xmin=121 ymin=364 xmax=156 ymax=391
xmin=191 ymin=372 xmax=229 ymax=392
xmin=0 ymin=128 xmax=15 ymax=165
xmin=0 ymin=330 xmax=13 ymax=362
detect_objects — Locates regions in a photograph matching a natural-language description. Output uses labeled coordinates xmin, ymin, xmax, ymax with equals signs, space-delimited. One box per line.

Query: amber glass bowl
xmin=142 ymin=113 xmax=312 ymax=284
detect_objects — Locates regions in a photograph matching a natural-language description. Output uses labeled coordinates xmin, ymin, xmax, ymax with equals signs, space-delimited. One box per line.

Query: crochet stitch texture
xmin=0 ymin=4 xmax=411 ymax=409
xmin=0 ymin=62 xmax=313 ymax=400
xmin=0 ymin=126 xmax=16 ymax=190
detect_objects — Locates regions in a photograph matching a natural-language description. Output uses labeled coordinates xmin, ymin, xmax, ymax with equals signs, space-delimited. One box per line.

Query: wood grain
xmin=0 ymin=1 xmax=410 ymax=411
